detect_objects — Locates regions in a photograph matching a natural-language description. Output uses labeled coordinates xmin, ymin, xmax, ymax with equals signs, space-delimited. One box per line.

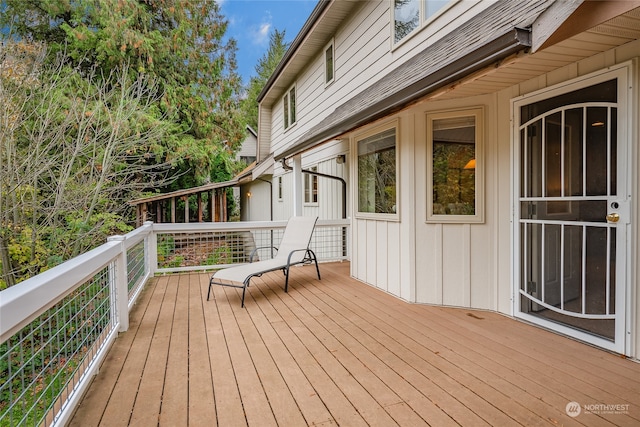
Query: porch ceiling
xmin=434 ymin=6 xmax=640 ymax=101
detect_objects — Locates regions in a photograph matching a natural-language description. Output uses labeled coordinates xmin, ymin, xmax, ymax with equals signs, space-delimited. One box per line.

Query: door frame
xmin=511 ymin=62 xmax=634 ymax=355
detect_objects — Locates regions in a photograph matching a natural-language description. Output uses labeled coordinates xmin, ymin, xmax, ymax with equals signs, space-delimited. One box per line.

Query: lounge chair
xmin=207 ymin=216 xmax=321 ymax=307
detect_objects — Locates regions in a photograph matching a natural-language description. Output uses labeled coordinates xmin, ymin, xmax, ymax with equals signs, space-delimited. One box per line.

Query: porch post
xmin=292 ymin=154 xmax=303 ymax=216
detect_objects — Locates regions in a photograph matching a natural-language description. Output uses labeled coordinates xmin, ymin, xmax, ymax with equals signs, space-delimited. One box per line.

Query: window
xmin=357 ymin=126 xmax=397 ymax=215
xmin=427 ymin=108 xmax=483 ymax=222
xmin=304 ymin=166 xmax=318 ymax=204
xmin=283 ymin=85 xmax=296 ymax=129
xmin=277 ymin=176 xmax=283 ymax=201
xmin=325 ymin=40 xmax=334 ymax=85
xmin=393 ymin=0 xmax=449 ymax=44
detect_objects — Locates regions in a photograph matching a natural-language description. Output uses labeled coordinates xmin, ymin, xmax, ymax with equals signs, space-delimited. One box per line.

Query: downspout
xmin=281 ymin=158 xmax=348 ymax=257
xmin=280 ymin=159 xmax=347 ymax=219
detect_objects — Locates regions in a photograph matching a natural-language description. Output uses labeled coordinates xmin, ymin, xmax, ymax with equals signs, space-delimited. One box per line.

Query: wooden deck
xmin=70 ymin=262 xmax=640 ymax=426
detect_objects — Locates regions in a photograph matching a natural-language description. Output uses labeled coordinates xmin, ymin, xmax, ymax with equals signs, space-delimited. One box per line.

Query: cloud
xmin=251 ymin=12 xmax=272 ymax=45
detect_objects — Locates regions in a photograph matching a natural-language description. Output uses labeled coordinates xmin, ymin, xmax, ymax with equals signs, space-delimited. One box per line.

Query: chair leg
xmin=241 ymin=279 xmax=251 ymax=308
xmin=309 ymin=249 xmax=321 ymax=280
xmin=284 ymin=267 xmax=290 ymax=293
xmin=207 ymin=278 xmax=213 ymax=301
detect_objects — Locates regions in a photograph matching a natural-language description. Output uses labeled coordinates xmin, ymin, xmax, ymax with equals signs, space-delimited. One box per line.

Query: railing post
xmin=107 ymin=235 xmax=129 ymax=332
xmin=145 ymin=221 xmax=158 ymax=275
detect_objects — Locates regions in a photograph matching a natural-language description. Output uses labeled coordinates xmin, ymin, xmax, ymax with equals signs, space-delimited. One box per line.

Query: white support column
xmin=292 ymin=154 xmax=303 ymax=216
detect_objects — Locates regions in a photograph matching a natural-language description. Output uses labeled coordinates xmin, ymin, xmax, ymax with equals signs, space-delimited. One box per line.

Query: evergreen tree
xmin=1 ymin=0 xmax=246 ymax=188
xmin=241 ymin=29 xmax=289 ymax=130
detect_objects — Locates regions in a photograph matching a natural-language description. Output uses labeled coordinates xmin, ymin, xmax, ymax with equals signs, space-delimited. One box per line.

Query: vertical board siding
xmin=387 ymin=223 xmax=401 ymax=297
xmin=365 ymin=220 xmax=377 ymax=286
xmin=442 ymin=225 xmax=470 ymax=307
xmin=352 ymin=219 xmax=404 ymax=296
xmin=375 ymin=221 xmax=388 ymax=291
xmin=272 ymin=140 xmax=347 ymax=221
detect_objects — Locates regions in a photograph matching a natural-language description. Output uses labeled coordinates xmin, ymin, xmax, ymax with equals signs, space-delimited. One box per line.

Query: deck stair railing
xmin=0 ymin=219 xmax=349 ymax=426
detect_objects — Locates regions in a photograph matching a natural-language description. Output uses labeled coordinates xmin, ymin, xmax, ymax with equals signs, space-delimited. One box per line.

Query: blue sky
xmin=219 ymin=0 xmax=318 ymax=85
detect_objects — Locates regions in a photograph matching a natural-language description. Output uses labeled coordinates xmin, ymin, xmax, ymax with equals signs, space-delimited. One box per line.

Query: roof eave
xmin=257 ymin=0 xmax=332 ymax=103
xmin=274 ymin=27 xmax=532 ymax=161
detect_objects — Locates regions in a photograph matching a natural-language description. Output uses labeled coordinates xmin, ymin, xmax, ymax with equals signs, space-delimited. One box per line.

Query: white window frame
xmin=283 ymin=84 xmax=296 ymax=130
xmin=304 ymin=166 xmax=319 ymax=205
xmin=392 ymin=0 xmax=454 ymax=46
xmin=354 ymin=120 xmax=400 ymax=220
xmin=324 ymin=39 xmax=335 ymax=86
xmin=426 ymin=107 xmax=484 ymax=223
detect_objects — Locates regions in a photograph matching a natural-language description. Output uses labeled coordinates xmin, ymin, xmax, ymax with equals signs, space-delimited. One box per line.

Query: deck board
xmin=70 ymin=262 xmax=640 ymax=426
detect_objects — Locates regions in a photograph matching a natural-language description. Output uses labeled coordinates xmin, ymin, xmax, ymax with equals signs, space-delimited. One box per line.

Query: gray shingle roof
xmin=275 ymin=0 xmax=554 ymax=160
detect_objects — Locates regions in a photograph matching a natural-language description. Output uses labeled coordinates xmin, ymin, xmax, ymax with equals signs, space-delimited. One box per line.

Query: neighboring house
xmin=236 ymin=125 xmax=258 ymax=164
xmin=251 ymin=0 xmax=640 ymax=358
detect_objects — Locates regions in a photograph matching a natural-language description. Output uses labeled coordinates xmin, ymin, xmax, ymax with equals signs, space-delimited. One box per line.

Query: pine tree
xmin=1 ymin=0 xmax=246 ymax=187
xmin=241 ymin=29 xmax=289 ymax=130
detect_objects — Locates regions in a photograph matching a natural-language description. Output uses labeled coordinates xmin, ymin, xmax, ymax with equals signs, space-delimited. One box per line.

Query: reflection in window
xmin=431 ymin=115 xmax=476 ymax=216
xmin=424 ymin=0 xmax=448 ymax=20
xmin=394 ymin=0 xmax=420 ymax=43
xmin=358 ymin=128 xmax=397 ymax=214
xmin=394 ymin=0 xmax=449 ymax=43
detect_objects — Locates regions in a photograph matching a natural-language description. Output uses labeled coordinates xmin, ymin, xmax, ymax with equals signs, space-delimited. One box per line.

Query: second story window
xmin=394 ymin=0 xmax=449 ymax=44
xmin=394 ymin=0 xmax=419 ymax=43
xmin=325 ymin=40 xmax=334 ymax=85
xmin=283 ymin=85 xmax=296 ymax=130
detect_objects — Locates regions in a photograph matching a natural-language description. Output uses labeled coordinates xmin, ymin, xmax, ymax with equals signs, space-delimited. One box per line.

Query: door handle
xmin=606 ymin=213 xmax=620 ymax=223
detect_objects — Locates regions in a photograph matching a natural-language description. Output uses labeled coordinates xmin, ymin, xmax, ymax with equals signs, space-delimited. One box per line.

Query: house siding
xmin=261 ymin=0 xmax=640 ymax=357
xmin=272 ymin=140 xmax=348 ymax=222
xmin=349 ymin=39 xmax=639 ymax=337
xmin=268 ymin=0 xmax=490 ymax=159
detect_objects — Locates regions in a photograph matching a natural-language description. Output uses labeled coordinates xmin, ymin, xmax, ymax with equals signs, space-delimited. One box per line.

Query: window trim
xmin=426 ymin=107 xmax=484 ymax=223
xmin=283 ymin=84 xmax=297 ymax=130
xmin=304 ymin=166 xmax=319 ymax=205
xmin=391 ymin=0 xmax=455 ymax=47
xmin=354 ymin=120 xmax=400 ymax=221
xmin=324 ymin=39 xmax=335 ymax=87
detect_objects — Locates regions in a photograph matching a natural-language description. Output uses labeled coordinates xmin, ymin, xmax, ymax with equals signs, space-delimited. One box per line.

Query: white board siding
xmin=351 ymin=218 xmax=404 ymax=296
xmin=268 ymin=0 xmax=487 ymax=160
xmin=272 ymin=140 xmax=348 ymax=222
xmin=257 ymin=108 xmax=272 ymax=162
xmin=241 ymin=180 xmax=272 ymax=222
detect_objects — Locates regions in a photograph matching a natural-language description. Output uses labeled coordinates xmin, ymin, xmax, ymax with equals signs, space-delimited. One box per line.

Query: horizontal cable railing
xmin=0 ymin=223 xmax=154 ymax=427
xmin=0 ymin=219 xmax=349 ymax=426
xmin=153 ymin=219 xmax=350 ymax=273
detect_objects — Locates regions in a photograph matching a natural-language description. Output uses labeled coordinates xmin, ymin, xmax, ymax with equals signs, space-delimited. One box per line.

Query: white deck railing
xmin=0 ymin=219 xmax=349 ymax=426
